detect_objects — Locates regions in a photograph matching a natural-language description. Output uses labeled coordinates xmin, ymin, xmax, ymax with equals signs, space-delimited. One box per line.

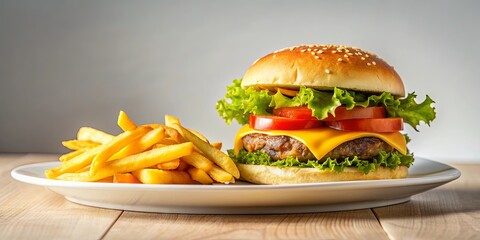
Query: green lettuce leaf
xmin=228 ymin=149 xmax=414 ymax=174
xmin=273 ymin=87 xmax=357 ymax=120
xmin=216 ymin=79 xmax=436 ymax=129
xmin=216 ymin=79 xmax=272 ymax=125
xmin=386 ymin=93 xmax=436 ymax=131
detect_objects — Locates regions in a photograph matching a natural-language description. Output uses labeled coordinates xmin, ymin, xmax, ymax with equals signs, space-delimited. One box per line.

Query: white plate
xmin=11 ymin=158 xmax=460 ymax=214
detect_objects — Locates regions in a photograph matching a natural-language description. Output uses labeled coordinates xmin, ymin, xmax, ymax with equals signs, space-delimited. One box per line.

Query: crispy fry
xmin=165 ymin=115 xmax=180 ymax=126
xmin=142 ymin=123 xmax=163 ymax=129
xmin=49 ymin=111 xmax=233 ymax=185
xmin=207 ymin=165 xmax=235 ymax=184
xmin=117 ymin=110 xmax=137 ymax=131
xmin=59 ymin=149 xmax=86 ymax=162
xmin=110 ymin=127 xmax=165 ymax=160
xmin=164 ymin=126 xmax=186 ymax=143
xmin=157 ymin=159 xmax=180 ymax=170
xmin=113 ymin=173 xmax=141 ymax=183
xmin=95 ymin=176 xmax=114 ymax=183
xmin=45 ymin=144 xmax=105 ymax=179
xmin=188 ymin=128 xmax=209 ymax=143
xmin=133 ymin=169 xmax=194 ymax=184
xmin=56 ymin=142 xmax=195 ymax=182
xmin=180 ymin=151 xmax=213 ymax=172
xmin=77 ymin=127 xmax=114 ymax=144
xmin=166 ymin=115 xmax=239 ymax=178
xmin=211 ymin=142 xmax=222 ymax=150
xmin=90 ymin=126 xmax=151 ymax=176
xmin=155 ymin=138 xmax=178 ymax=146
xmin=188 ymin=167 xmax=214 ymax=184
xmin=177 ymin=160 xmax=190 ymax=171
xmin=62 ymin=140 xmax=101 ymax=150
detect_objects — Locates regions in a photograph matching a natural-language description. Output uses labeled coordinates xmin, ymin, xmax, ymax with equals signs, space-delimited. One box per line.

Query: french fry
xmin=90 ymin=126 xmax=151 ymax=176
xmin=177 ymin=160 xmax=190 ymax=171
xmin=76 ymin=165 xmax=90 ymax=173
xmin=110 ymin=127 xmax=165 ymax=160
xmin=164 ymin=126 xmax=187 ymax=143
xmin=133 ymin=169 xmax=194 ymax=184
xmin=188 ymin=167 xmax=214 ymax=184
xmin=117 ymin=110 xmax=137 ymax=131
xmin=165 ymin=115 xmax=180 ymax=126
xmin=188 ymin=128 xmax=209 ymax=143
xmin=49 ymin=111 xmax=234 ymax=185
xmin=165 ymin=115 xmax=239 ymax=178
xmin=211 ymin=142 xmax=222 ymax=150
xmin=143 ymin=123 xmax=163 ymax=129
xmin=59 ymin=149 xmax=86 ymax=162
xmin=155 ymin=138 xmax=178 ymax=146
xmin=95 ymin=176 xmax=114 ymax=183
xmin=77 ymin=127 xmax=114 ymax=144
xmin=113 ymin=173 xmax=141 ymax=183
xmin=62 ymin=140 xmax=101 ymax=150
xmin=45 ymin=144 xmax=105 ymax=179
xmin=157 ymin=159 xmax=180 ymax=170
xmin=56 ymin=142 xmax=195 ymax=182
xmin=180 ymin=151 xmax=213 ymax=172
xmin=207 ymin=165 xmax=235 ymax=184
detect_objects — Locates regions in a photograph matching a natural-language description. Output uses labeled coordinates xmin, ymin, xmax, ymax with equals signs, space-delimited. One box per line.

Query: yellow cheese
xmin=234 ymin=125 xmax=407 ymax=159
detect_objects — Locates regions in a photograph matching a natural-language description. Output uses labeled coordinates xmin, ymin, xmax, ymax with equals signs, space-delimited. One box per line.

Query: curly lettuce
xmin=216 ymin=79 xmax=272 ymax=125
xmin=228 ymin=149 xmax=414 ymax=174
xmin=216 ymin=79 xmax=436 ymax=130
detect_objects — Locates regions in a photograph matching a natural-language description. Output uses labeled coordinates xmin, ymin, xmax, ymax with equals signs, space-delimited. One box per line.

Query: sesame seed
xmin=318 ymin=50 xmax=324 ymax=54
xmin=315 ymin=56 xmax=320 ymax=59
xmin=332 ymin=50 xmax=337 ymax=54
xmin=322 ymin=47 xmax=327 ymax=50
xmin=344 ymin=54 xmax=349 ymax=58
xmin=307 ymin=48 xmax=311 ymax=51
xmin=372 ymin=61 xmax=376 ymax=65
xmin=301 ymin=49 xmax=306 ymax=52
xmin=361 ymin=57 xmax=366 ymax=60
xmin=365 ymin=54 xmax=369 ymax=57
xmin=338 ymin=58 xmax=343 ymax=62
xmin=367 ymin=62 xmax=371 ymax=66
xmin=325 ymin=69 xmax=331 ymax=74
xmin=347 ymin=53 xmax=353 ymax=56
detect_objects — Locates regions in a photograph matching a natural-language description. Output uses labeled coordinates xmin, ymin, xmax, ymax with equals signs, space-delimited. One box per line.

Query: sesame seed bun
xmin=242 ymin=44 xmax=406 ymax=97
xmin=236 ymin=163 xmax=408 ymax=184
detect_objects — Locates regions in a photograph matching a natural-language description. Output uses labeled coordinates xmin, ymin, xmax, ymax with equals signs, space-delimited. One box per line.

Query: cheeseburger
xmin=216 ymin=44 xmax=436 ymax=184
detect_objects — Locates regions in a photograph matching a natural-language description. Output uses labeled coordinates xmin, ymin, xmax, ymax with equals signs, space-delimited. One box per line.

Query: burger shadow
xmin=371 ymin=188 xmax=480 ymax=218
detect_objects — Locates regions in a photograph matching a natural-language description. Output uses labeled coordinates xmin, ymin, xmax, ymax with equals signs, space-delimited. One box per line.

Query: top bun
xmin=242 ymin=44 xmax=405 ymax=97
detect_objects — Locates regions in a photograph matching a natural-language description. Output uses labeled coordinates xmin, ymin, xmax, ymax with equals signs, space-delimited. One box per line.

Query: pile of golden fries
xmin=45 ymin=111 xmax=240 ymax=184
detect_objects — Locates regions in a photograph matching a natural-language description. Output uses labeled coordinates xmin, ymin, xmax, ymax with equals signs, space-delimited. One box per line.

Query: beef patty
xmin=242 ymin=133 xmax=394 ymax=161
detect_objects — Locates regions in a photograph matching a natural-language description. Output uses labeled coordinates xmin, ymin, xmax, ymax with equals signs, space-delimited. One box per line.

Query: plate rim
xmin=11 ymin=157 xmax=461 ymax=191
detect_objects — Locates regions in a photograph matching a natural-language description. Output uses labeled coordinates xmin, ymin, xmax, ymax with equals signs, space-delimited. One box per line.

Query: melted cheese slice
xmin=234 ymin=125 xmax=407 ymax=159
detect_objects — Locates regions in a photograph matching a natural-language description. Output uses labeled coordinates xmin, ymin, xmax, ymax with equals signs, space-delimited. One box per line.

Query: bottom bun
xmin=236 ymin=163 xmax=408 ymax=184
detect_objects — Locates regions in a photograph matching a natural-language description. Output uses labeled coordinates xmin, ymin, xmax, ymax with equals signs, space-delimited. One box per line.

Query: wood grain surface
xmin=1 ymin=154 xmax=479 ymax=240
xmin=373 ymin=164 xmax=480 ymax=240
xmin=0 ymin=154 xmax=122 ymax=240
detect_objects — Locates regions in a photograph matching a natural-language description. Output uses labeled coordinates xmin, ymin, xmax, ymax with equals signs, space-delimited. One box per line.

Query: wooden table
xmin=1 ymin=154 xmax=479 ymax=239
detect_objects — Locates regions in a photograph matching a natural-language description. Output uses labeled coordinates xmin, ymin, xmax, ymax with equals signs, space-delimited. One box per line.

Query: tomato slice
xmin=325 ymin=118 xmax=403 ymax=132
xmin=273 ymin=106 xmax=386 ymax=120
xmin=249 ymin=115 xmax=323 ymax=130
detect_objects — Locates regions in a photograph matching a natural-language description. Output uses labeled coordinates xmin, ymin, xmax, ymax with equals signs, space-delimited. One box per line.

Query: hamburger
xmin=216 ymin=44 xmax=436 ymax=184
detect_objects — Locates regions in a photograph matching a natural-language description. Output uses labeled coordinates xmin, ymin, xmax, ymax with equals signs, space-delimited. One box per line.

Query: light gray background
xmin=1 ymin=0 xmax=479 ymax=163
